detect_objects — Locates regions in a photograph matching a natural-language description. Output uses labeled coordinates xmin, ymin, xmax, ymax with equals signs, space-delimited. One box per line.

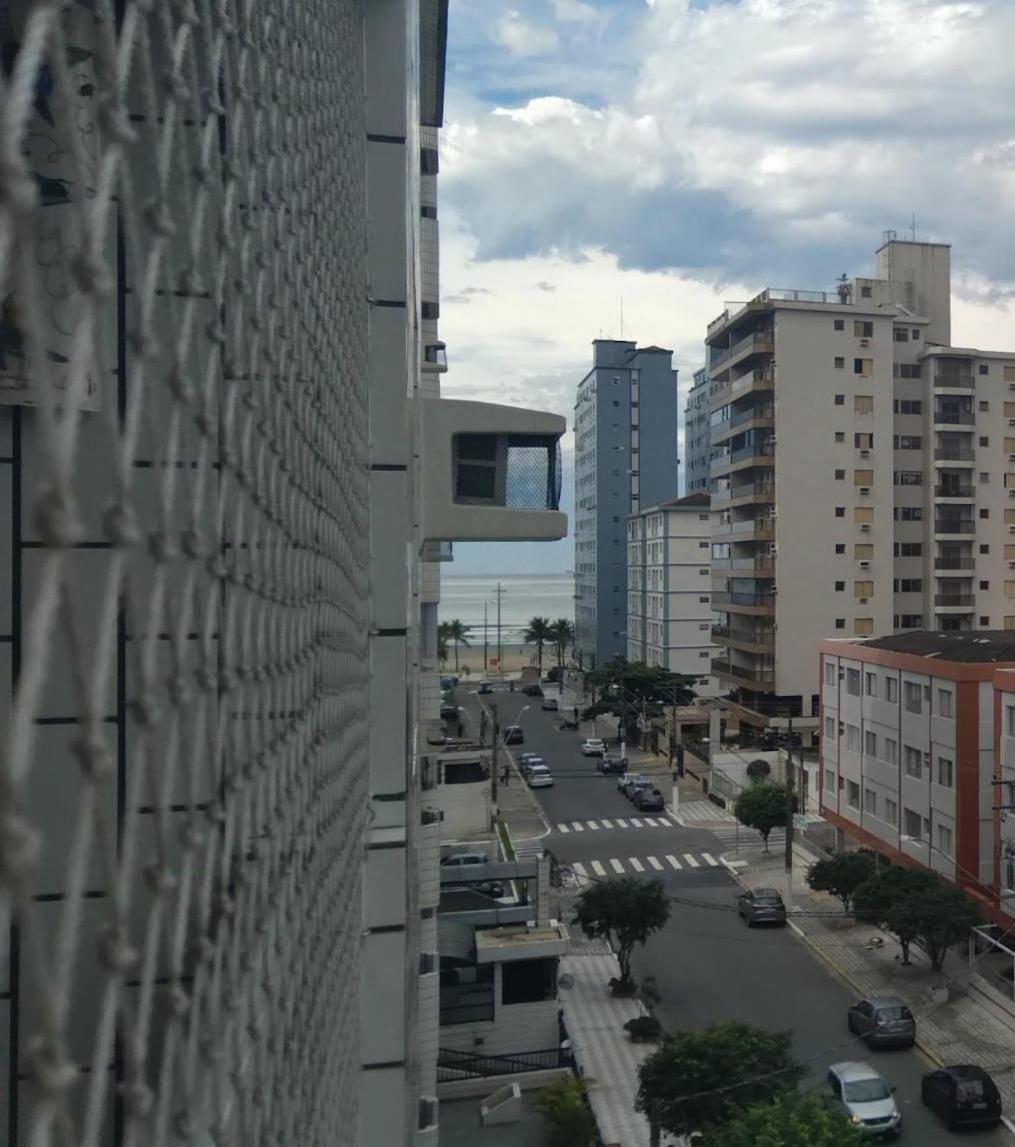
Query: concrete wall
xmin=439 ymin=962 xmax=560 ymax=1057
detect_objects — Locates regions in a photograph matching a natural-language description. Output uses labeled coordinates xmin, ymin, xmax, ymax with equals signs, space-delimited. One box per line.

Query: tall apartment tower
xmin=707 ymin=236 xmax=1015 ymax=744
xmin=574 ymin=341 xmax=680 ymax=667
xmin=684 ymin=367 xmax=711 ymax=493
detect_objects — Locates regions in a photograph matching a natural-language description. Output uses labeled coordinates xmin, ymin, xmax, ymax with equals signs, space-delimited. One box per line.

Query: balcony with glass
xmin=934 ymin=470 xmax=975 ymax=500
xmin=710 ymin=657 xmax=776 ymax=690
xmin=933 ymin=359 xmax=975 ymax=390
xmin=934 ymin=431 xmax=975 ymax=465
xmin=934 ymin=515 xmax=975 ymax=536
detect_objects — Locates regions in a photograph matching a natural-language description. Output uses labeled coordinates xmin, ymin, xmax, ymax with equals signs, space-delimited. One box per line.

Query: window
xmin=834 ymin=393 xmax=845 ymax=406
xmin=937 ymin=823 xmax=953 ymax=857
xmin=502 ymin=956 xmax=558 ymax=1005
xmin=855 ymin=432 xmax=873 ymax=449
xmin=981 ymin=544 xmax=990 ymax=555
xmin=834 ymin=318 xmax=845 ymax=331
xmin=854 ymin=618 xmax=874 ymax=635
xmin=897 ymin=506 xmax=923 ymax=522
xmin=699 ymin=540 xmax=709 ymax=548
xmin=903 ymin=681 xmax=922 ymax=713
xmin=980 ymin=580 xmax=990 ymax=590
xmin=980 ymin=509 xmax=990 ymax=520
xmin=699 ymin=596 xmax=709 ymax=603
xmin=893 ymin=328 xmax=909 ymax=342
xmin=894 ymin=578 xmax=923 ymax=592
xmin=854 ymin=320 xmax=874 ymax=337
xmin=834 ymin=432 xmax=845 ymax=443
xmin=854 ymin=395 xmax=873 ymax=414
xmin=903 ymin=808 xmax=922 ymax=839
xmin=835 ymin=618 xmax=845 ymax=629
xmin=1007 ymin=705 xmax=1015 ymax=737
xmin=420 ymin=146 xmax=439 ymax=175
xmin=937 ymin=757 xmax=954 ymax=788
xmin=911 ymin=329 xmax=920 ymax=340
xmin=845 ymin=668 xmax=861 ymax=695
xmin=864 ymin=788 xmax=878 ymax=814
xmin=834 ymin=356 xmax=845 ymax=369
xmin=860 ymin=285 xmax=872 ymax=298
xmin=903 ymin=745 xmax=923 ymax=778
xmin=895 ymin=543 xmax=922 ymax=557
xmin=835 ymin=544 xmax=846 ymax=554
xmin=884 ymin=798 xmax=898 ymax=826
xmin=854 ymin=580 xmax=874 ymax=598
xmin=825 ymin=716 xmax=836 ymax=739
xmin=835 ymin=506 xmax=845 ymax=517
xmin=895 ymin=471 xmax=923 ymax=485
xmin=980 ymin=615 xmax=991 ymax=627
xmin=854 ymin=358 xmax=873 ymax=376
xmin=698 ymin=649 xmax=709 ymax=657
xmin=825 ymin=661 xmax=837 ymax=685
xmin=894 ymin=435 xmax=922 ymax=449
xmin=978 ymin=363 xmax=989 ymax=376
xmin=854 ymin=469 xmax=874 ymax=487
xmin=845 ymin=724 xmax=861 ymax=752
xmin=835 ymin=580 xmax=845 ymax=591
xmin=854 ymin=543 xmax=873 ymax=559
xmin=899 ymin=614 xmax=923 ymax=628
xmin=835 ymin=469 xmax=845 ymax=480
xmin=980 ymin=472 xmax=990 ymax=484
xmin=884 ymin=737 xmax=898 ymax=765
xmin=894 ymin=399 xmax=922 ymax=414
xmin=936 ymin=688 xmax=953 ymax=718
xmin=897 ymin=363 xmax=922 ymax=379
xmin=865 ymin=671 xmax=877 ymax=696
xmin=824 ymin=768 xmax=836 ymax=792
xmin=865 ymin=730 xmax=877 ymax=755
xmin=979 ymin=400 xmax=990 ymax=412
xmin=846 ymin=780 xmax=861 ymax=808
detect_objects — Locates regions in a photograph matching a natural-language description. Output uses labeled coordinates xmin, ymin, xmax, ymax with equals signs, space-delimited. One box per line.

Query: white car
xmin=827 ymin=1062 xmax=901 ymax=1139
xmin=526 ymin=764 xmax=555 ymax=788
xmin=581 ymin=738 xmax=606 ymax=756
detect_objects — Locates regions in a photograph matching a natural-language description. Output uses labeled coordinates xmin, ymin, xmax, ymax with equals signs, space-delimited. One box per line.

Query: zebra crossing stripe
xmin=628 ymin=818 xmax=643 ymax=828
xmin=683 ymin=853 xmax=700 ymax=868
xmin=609 ymin=858 xmax=625 ymax=874
xmin=702 ymin=852 xmax=719 ymax=867
xmin=628 ymin=857 xmax=645 ymax=872
xmin=614 ymin=818 xmax=628 ymax=828
xmin=586 ymin=820 xmax=600 ymax=830
xmin=557 ymin=823 xmax=570 ymax=833
xmin=572 ymin=862 xmax=588 ymax=879
xmin=600 ymin=818 xmax=613 ymax=829
xmin=571 ymin=822 xmax=584 ymax=832
xmin=591 ymin=860 xmax=607 ymax=877
xmin=646 ymin=856 xmax=664 ymax=871
xmin=642 ymin=817 xmax=658 ymax=827
xmin=665 ymin=854 xmax=682 ymax=870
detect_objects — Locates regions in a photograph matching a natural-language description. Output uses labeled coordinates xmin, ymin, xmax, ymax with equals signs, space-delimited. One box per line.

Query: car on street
xmin=736 ymin=888 xmax=788 ymax=927
xmin=478 ymin=681 xmax=493 ymax=694
xmin=618 ymin=772 xmax=647 ymax=795
xmin=633 ymin=787 xmax=665 ymax=812
xmin=921 ymin=1064 xmax=1003 ymax=1130
xmin=826 ymin=1061 xmax=901 ymax=1139
xmin=521 ymin=683 xmax=544 ymax=697
xmin=597 ymin=753 xmax=628 ymax=774
xmin=503 ymin=726 xmax=524 ymax=745
xmin=581 ymin=738 xmax=606 ymax=756
xmin=440 ymin=852 xmax=489 ymax=870
xmin=846 ymin=996 xmax=916 ymax=1049
xmin=526 ymin=764 xmax=554 ymax=788
xmin=625 ymin=779 xmax=653 ymax=803
xmin=541 ymin=697 xmax=558 ymax=711
xmin=517 ymin=755 xmax=545 ymax=776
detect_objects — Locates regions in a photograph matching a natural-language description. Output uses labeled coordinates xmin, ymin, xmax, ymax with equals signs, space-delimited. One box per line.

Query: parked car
xmin=478 ymin=681 xmax=493 ymax=695
xmin=847 ymin=996 xmax=916 ymax=1049
xmin=522 ymin=683 xmax=544 ymax=697
xmin=736 ymin=887 xmax=787 ymax=927
xmin=597 ymin=753 xmax=628 ymax=774
xmin=526 ymin=764 xmax=554 ymax=788
xmin=581 ymin=738 xmax=606 ymax=757
xmin=634 ymin=787 xmax=665 ymax=812
xmin=618 ymin=772 xmax=646 ymax=794
xmin=625 ymin=780 xmax=652 ymax=803
xmin=541 ymin=697 xmax=559 ymax=711
xmin=518 ymin=752 xmax=542 ymax=763
xmin=921 ymin=1064 xmax=1003 ymax=1130
xmin=441 ymin=852 xmax=488 ymax=869
xmin=503 ymin=726 xmax=524 ymax=745
xmin=826 ymin=1062 xmax=901 ymax=1140
xmin=468 ymin=880 xmax=505 ymax=898
xmin=518 ymin=755 xmax=545 ymax=776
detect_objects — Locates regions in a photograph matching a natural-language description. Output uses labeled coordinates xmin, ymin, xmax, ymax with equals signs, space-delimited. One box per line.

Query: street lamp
xmin=510 ymin=704 xmax=531 ymax=728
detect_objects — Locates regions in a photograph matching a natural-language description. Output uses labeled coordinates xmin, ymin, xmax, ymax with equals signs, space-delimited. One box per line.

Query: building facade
xmin=626 ymin=494 xmax=717 ymax=691
xmin=574 ymin=341 xmax=680 ymax=667
xmin=683 ymin=367 xmax=711 ymax=493
xmin=707 ymin=236 xmax=1015 ymax=742
xmin=819 ymin=632 xmax=1015 ymax=930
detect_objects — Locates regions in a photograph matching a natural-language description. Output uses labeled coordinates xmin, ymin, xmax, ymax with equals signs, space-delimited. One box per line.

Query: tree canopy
xmin=636 ymin=1021 xmax=803 ymax=1137
xmin=582 ymin=657 xmax=697 ymax=735
xmin=524 ymin=616 xmax=553 ymax=675
xmin=705 ymin=1094 xmax=866 ymax=1147
xmin=438 ymin=619 xmax=469 ymax=671
xmin=734 ymin=782 xmax=789 ymax=850
xmin=548 ymin=618 xmax=574 ymax=672
xmin=572 ymin=876 xmax=669 ymax=988
xmin=532 ymin=1077 xmax=596 ymax=1147
xmin=806 ymin=852 xmax=877 ymax=913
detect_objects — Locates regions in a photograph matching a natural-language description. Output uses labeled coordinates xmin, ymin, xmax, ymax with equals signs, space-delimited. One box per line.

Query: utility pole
xmin=784 ymin=714 xmax=796 ymax=911
xmin=483 ymin=600 xmax=488 ymax=673
xmin=490 ymin=699 xmax=499 ymax=806
xmin=494 ymin=581 xmax=505 ymax=670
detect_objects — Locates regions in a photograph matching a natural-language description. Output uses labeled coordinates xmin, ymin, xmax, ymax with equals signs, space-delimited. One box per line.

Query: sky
xmin=438 ymin=0 xmax=1015 ymax=575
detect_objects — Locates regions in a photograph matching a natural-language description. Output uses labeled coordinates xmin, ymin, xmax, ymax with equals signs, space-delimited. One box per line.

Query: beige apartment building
xmin=707 ymin=236 xmax=1014 ymax=743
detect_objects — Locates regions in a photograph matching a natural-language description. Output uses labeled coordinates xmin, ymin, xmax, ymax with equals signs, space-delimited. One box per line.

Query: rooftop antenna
xmin=620 ymin=297 xmax=624 ymax=340
xmin=910 ymin=212 xmax=917 ymax=241
xmin=836 ymin=273 xmax=852 ymax=304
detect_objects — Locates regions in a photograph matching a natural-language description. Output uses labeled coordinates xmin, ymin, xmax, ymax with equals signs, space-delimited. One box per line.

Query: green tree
xmin=441 ymin=618 xmax=469 ymax=671
xmin=746 ymin=758 xmax=772 ymax=783
xmin=806 ymin=852 xmax=876 ymax=913
xmin=734 ymin=782 xmax=789 ymax=851
xmin=548 ymin=617 xmax=574 ymax=673
xmin=524 ymin=616 xmax=553 ymax=677
xmin=706 ymin=1094 xmax=865 ymax=1147
xmin=853 ymin=866 xmax=938 ymax=965
xmin=572 ymin=876 xmax=669 ymax=990
xmin=636 ymin=1021 xmax=803 ymax=1138
xmin=531 ymin=1077 xmax=596 ymax=1147
xmin=583 ymin=656 xmax=697 ymax=737
xmin=436 ymin=622 xmax=449 ymax=666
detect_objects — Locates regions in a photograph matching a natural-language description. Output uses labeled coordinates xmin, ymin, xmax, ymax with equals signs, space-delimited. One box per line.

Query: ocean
xmin=439 ymin=573 xmax=573 ymax=645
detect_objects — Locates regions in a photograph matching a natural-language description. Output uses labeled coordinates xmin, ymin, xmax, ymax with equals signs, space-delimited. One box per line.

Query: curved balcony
xmin=711 ymin=659 xmax=776 ymax=690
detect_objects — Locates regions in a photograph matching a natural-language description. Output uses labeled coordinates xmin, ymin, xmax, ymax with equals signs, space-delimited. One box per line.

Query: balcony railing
xmin=437 ymin=1048 xmax=565 ymax=1082
xmin=711 ymin=591 xmax=776 ymax=609
xmin=717 ymin=556 xmax=775 ymax=573
xmin=729 ymin=481 xmax=775 ymax=502
xmin=711 ymin=659 xmax=776 ymax=685
xmin=726 ymin=517 xmax=775 ymax=537
xmin=730 ymin=368 xmax=775 ymax=398
xmin=711 ymin=331 xmax=774 ymax=371
xmin=934 ymin=594 xmax=975 ymax=608
xmin=713 ymin=626 xmax=775 ymax=649
xmin=935 ymin=519 xmax=975 ymax=535
xmin=934 ymin=411 xmax=975 ymax=425
xmin=934 ymin=448 xmax=975 ymax=463
xmin=934 ymin=373 xmax=974 ymax=389
xmin=730 ymin=404 xmax=775 ymax=430
xmin=934 ymin=485 xmax=974 ymax=498
xmin=730 ymin=442 xmax=776 ymax=465
xmin=934 ymin=557 xmax=975 ymax=570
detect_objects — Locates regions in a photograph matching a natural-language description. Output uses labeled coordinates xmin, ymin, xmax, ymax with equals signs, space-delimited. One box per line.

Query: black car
xmin=503 ymin=725 xmax=524 ymax=745
xmin=521 ymin=683 xmax=544 ymax=697
xmin=634 ymin=787 xmax=665 ymax=812
xmin=541 ymin=697 xmax=558 ymax=711
xmin=922 ymin=1065 xmax=1002 ymax=1129
xmin=597 ymin=754 xmax=628 ymax=774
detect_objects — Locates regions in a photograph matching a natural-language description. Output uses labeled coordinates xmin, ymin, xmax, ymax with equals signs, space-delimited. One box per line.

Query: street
xmin=461 ymin=685 xmax=1011 ymax=1146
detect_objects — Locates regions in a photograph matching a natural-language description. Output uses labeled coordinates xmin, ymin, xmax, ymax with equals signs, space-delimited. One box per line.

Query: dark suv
xmin=922 ymin=1065 xmax=1002 ymax=1129
xmin=597 ymin=753 xmax=628 ymax=774
xmin=521 ymin=683 xmax=544 ymax=697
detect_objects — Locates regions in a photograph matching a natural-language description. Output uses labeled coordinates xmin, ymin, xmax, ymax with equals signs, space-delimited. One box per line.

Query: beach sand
xmin=441 ymin=643 xmax=564 ymax=679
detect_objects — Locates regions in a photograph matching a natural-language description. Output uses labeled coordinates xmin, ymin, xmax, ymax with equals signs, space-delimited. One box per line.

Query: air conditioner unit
xmin=859 ymin=559 xmax=871 ymax=568
xmin=859 ymin=597 xmax=869 ymax=604
xmin=1008 ymin=561 xmax=1015 ymax=569
xmin=1009 ymin=454 xmax=1015 ymax=461
xmin=859 ymin=486 xmax=871 ymax=495
xmin=1009 ymin=419 xmax=1015 ymax=427
xmin=860 ymin=338 xmax=870 ymax=347
xmin=1009 ymin=382 xmax=1015 ymax=391
xmin=1009 ymin=525 xmax=1015 ymax=533
xmin=1009 ymin=489 xmax=1015 ymax=497
xmin=860 ymin=449 xmax=870 ymax=457
xmin=769 ymin=510 xmax=778 ymax=519
xmin=860 ymin=523 xmax=871 ymax=532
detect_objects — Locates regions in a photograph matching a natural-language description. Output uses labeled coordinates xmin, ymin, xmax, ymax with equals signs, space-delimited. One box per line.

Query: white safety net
xmin=0 ymin=1 xmax=369 ymax=1144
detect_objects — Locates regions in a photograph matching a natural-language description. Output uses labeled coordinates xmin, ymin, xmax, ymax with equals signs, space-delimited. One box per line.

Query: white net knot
xmin=33 ymin=485 xmax=83 ymax=548
xmin=25 ymin=1036 xmax=78 ymax=1097
xmin=102 ymin=502 xmax=141 ymax=547
xmin=97 ymin=925 xmax=141 ymax=975
xmin=0 ymin=811 xmax=42 ymax=883
xmin=71 ymin=732 xmax=114 ymax=781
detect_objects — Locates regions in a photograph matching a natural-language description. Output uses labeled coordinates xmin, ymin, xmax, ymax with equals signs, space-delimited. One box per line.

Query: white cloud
xmin=552 ymin=0 xmax=604 ymax=26
xmin=492 ymin=9 xmax=559 ymax=56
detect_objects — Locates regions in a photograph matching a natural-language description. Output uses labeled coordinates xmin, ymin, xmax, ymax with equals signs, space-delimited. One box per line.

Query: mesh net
xmin=0 ymin=2 xmax=369 ymax=1144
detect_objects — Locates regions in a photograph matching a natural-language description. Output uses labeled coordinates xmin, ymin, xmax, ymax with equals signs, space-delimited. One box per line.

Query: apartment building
xmin=819 ymin=632 xmax=1015 ymax=931
xmin=574 ymin=341 xmax=680 ymax=667
xmin=683 ymin=367 xmax=711 ymax=493
xmin=626 ymin=493 xmax=718 ymax=690
xmin=707 ymin=235 xmax=1015 ymax=742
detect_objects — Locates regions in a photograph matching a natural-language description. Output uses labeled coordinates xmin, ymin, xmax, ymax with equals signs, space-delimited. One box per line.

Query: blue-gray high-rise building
xmin=574 ymin=340 xmax=680 ymax=668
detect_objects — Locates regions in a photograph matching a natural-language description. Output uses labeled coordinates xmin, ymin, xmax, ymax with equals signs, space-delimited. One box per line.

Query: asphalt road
xmin=466 ymin=688 xmax=1011 ymax=1146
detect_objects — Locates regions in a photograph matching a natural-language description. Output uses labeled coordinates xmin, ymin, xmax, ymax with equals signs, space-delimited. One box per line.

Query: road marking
xmin=614 ymin=818 xmax=628 ymax=828
xmin=628 ymin=818 xmax=643 ymax=828
xmin=646 ymin=856 xmax=664 ymax=871
xmin=572 ymin=862 xmax=588 ymax=879
xmin=702 ymin=852 xmax=719 ymax=867
xmin=591 ymin=860 xmax=607 ymax=877
xmin=571 ymin=822 xmax=584 ymax=832
xmin=683 ymin=853 xmax=700 ymax=868
xmin=642 ymin=817 xmax=658 ymax=826
xmin=557 ymin=823 xmax=570 ymax=833
xmin=609 ymin=858 xmax=625 ymax=874
xmin=665 ymin=854 xmax=682 ymax=870
xmin=628 ymin=857 xmax=645 ymax=872
xmin=586 ymin=820 xmax=600 ymax=830
xmin=600 ymin=819 xmax=613 ymax=829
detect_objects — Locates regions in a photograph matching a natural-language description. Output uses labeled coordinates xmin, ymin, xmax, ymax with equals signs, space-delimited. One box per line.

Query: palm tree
xmin=548 ymin=618 xmax=574 ymax=672
xmin=437 ymin=622 xmax=450 ymax=666
xmin=442 ymin=619 xmax=470 ymax=671
xmin=524 ymin=617 xmax=553 ymax=678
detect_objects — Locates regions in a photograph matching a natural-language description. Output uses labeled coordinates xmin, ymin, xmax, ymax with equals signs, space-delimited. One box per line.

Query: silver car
xmin=827 ymin=1062 xmax=901 ymax=1139
xmin=847 ymin=995 xmax=916 ymax=1049
xmin=618 ymin=772 xmax=646 ymax=794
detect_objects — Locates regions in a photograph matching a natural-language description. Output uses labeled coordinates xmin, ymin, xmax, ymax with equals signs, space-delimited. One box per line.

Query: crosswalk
xmin=706 ymin=823 xmax=786 ymax=851
xmin=556 ymin=814 xmax=678 ymax=833
xmin=569 ymin=852 xmax=722 ymax=880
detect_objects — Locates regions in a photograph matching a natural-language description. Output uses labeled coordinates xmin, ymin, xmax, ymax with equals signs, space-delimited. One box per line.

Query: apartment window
xmin=835 ymin=580 xmax=845 ymax=591
xmin=825 ymin=716 xmax=836 ymax=739
xmin=834 ymin=393 xmax=845 ymax=405
xmin=980 ymin=472 xmax=990 ymax=484
xmin=884 ymin=737 xmax=898 ymax=765
xmin=860 ymin=285 xmax=872 ymax=298
xmin=854 ymin=320 xmax=874 ymax=338
xmin=855 ymin=432 xmax=873 ymax=449
xmin=835 ymin=618 xmax=845 ymax=629
xmin=897 ymin=506 xmax=923 ymax=521
xmin=937 ymin=757 xmax=954 ymax=788
xmin=1007 ymin=705 xmax=1015 ymax=737
xmin=979 ymin=400 xmax=990 ymax=412
xmin=854 ymin=580 xmax=874 ymax=598
xmin=845 ymin=724 xmax=861 ymax=752
xmin=893 ymin=328 xmax=909 ymax=342
xmin=854 ymin=358 xmax=873 ymax=376
xmin=865 ymin=671 xmax=877 ymax=696
xmin=903 ymin=745 xmax=923 ymax=778
xmin=825 ymin=661 xmax=837 ymax=685
xmin=899 ymin=614 xmax=923 ymax=628
xmin=699 ymin=596 xmax=709 ymax=603
xmin=699 ymin=540 xmax=709 ymax=548
xmin=981 ymin=544 xmax=990 ymax=554
xmin=865 ymin=730 xmax=877 ymax=755
xmin=978 ymin=363 xmax=989 ymax=376
xmin=854 ymin=469 xmax=874 ymax=487
xmin=420 ymin=146 xmax=439 ymax=175
xmin=864 ymin=788 xmax=878 ymax=814
xmin=834 ymin=431 xmax=845 ymax=443
xmin=937 ymin=824 xmax=953 ymax=858
xmin=885 ymin=798 xmax=898 ymax=825
xmin=846 ymin=780 xmax=861 ymax=809
xmin=824 ymin=768 xmax=836 ymax=792
xmin=894 ymin=578 xmax=923 ymax=592
xmin=936 ymin=688 xmax=954 ymax=718
xmin=980 ymin=580 xmax=990 ymax=590
xmin=834 ymin=319 xmax=845 ymax=331
xmin=835 ymin=506 xmax=845 ymax=517
xmin=895 ymin=471 xmax=923 ymax=486
xmin=911 ymin=329 xmax=921 ymax=340
xmin=835 ymin=469 xmax=845 ymax=480
xmin=903 ymin=681 xmax=922 ymax=713
xmin=854 ymin=617 xmax=874 ymax=635
xmin=835 ymin=544 xmax=845 ymax=554
xmin=894 ymin=399 xmax=922 ymax=414
xmin=845 ymin=668 xmax=861 ymax=695
xmin=854 ymin=543 xmax=873 ymax=560
xmin=980 ymin=615 xmax=991 ymax=626
xmin=903 ymin=808 xmax=922 ymax=839
xmin=898 ymin=363 xmax=922 ymax=379
xmin=502 ymin=957 xmax=557 ymax=1005
xmin=854 ymin=395 xmax=874 ymax=414
xmin=698 ymin=650 xmax=709 ymax=658
xmin=893 ymin=435 xmax=922 ymax=450
xmin=895 ymin=543 xmax=922 ymax=557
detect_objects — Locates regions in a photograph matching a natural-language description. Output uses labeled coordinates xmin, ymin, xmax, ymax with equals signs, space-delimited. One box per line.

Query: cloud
xmin=535 ymin=281 xmax=556 ymax=292
xmin=552 ymin=0 xmax=604 ymax=25
xmin=492 ymin=9 xmax=559 ymax=57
